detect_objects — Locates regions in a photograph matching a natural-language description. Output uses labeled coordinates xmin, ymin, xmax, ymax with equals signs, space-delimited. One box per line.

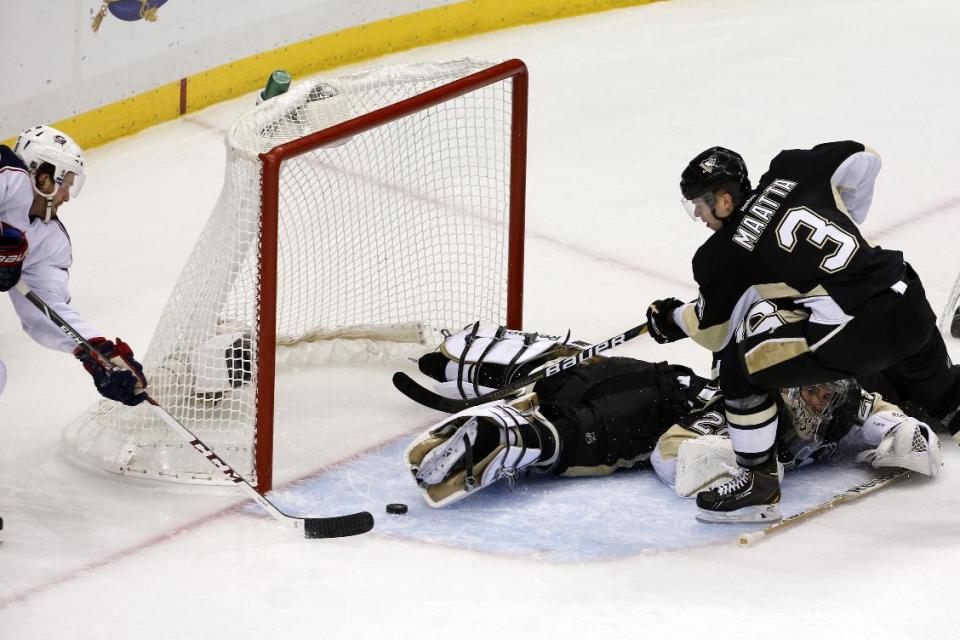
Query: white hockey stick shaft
xmin=737 ymin=469 xmax=911 ymax=547
xmin=14 ymin=282 xmax=373 ymax=538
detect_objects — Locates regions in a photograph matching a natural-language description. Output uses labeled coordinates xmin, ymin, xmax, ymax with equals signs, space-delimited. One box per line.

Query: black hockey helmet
xmin=679 ymin=146 xmax=751 ymax=204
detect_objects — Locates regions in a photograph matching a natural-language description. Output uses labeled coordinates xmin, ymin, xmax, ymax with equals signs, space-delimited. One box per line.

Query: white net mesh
xmin=62 ymin=59 xmax=522 ymax=487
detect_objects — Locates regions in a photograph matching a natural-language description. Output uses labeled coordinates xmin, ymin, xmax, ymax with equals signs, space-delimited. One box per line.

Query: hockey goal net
xmin=63 ymin=58 xmax=527 ymax=492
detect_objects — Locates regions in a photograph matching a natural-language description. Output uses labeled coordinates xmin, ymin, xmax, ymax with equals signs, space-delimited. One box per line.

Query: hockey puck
xmin=386 ymin=503 xmax=408 ymax=515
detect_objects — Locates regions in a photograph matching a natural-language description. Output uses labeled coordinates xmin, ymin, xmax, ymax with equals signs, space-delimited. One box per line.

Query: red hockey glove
xmin=75 ymin=337 xmax=148 ymax=406
xmin=0 ymin=222 xmax=28 ymax=292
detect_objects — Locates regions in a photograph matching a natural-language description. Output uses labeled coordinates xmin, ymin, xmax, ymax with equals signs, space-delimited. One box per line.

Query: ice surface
xmin=3 ymin=0 xmax=960 ymax=638
xmin=278 ymin=438 xmax=885 ymax=561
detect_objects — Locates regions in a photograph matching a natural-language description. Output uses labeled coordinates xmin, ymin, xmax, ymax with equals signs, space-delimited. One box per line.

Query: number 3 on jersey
xmin=775 ymin=206 xmax=860 ymax=273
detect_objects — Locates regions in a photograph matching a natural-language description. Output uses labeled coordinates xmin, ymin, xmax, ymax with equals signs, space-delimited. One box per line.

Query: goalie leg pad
xmin=404 ymin=396 xmax=559 ymax=508
xmin=192 ymin=331 xmax=252 ymax=395
xmin=674 ymin=434 xmax=739 ymax=497
xmin=156 ymin=330 xmax=252 ymax=403
xmin=418 ymin=324 xmax=588 ymax=398
xmin=674 ymin=434 xmax=784 ymax=497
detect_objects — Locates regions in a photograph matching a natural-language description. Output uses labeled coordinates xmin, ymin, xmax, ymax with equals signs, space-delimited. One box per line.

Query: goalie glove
xmin=404 ymin=395 xmax=559 ymax=507
xmin=856 ymin=418 xmax=942 ymax=477
xmin=75 ymin=337 xmax=148 ymax=406
xmin=0 ymin=222 xmax=27 ymax=292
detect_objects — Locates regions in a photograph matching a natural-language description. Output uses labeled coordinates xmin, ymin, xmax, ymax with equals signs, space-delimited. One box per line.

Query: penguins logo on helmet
xmin=699 ymin=155 xmax=721 ymax=174
xmin=680 ymin=146 xmax=750 ymax=202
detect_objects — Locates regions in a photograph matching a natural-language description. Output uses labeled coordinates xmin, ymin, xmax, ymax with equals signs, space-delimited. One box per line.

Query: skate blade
xmin=696 ymin=503 xmax=782 ymax=524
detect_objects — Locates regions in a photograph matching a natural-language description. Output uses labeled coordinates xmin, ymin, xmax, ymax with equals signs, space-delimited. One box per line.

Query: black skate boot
xmin=945 ymin=404 xmax=960 ymax=446
xmin=695 ymin=465 xmax=781 ymax=523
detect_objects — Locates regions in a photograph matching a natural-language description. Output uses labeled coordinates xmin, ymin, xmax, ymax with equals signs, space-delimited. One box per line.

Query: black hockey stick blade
xmin=393 ymin=322 xmax=649 ymax=413
xmin=392 ymin=371 xmax=472 ymax=413
xmin=303 ymin=511 xmax=375 ymax=538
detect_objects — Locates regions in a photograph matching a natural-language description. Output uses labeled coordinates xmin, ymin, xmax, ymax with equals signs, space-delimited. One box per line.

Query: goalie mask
xmin=779 ymin=380 xmax=852 ymax=465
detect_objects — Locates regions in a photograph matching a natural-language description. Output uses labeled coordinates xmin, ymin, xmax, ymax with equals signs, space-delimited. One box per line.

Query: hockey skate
xmin=695 ymin=465 xmax=782 ymax=523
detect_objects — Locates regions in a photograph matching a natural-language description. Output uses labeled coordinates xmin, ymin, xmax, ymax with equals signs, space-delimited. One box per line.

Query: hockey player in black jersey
xmin=645 ymin=143 xmax=960 ymax=523
xmin=402 ymin=326 xmax=941 ymax=509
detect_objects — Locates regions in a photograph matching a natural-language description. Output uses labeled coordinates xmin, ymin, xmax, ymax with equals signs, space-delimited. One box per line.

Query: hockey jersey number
xmin=775 ymin=207 xmax=860 ymax=273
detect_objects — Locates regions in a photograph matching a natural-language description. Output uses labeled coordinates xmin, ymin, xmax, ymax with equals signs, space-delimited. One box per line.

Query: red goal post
xmin=63 ymin=59 xmax=528 ymax=493
xmin=255 ymin=59 xmax=528 ymax=491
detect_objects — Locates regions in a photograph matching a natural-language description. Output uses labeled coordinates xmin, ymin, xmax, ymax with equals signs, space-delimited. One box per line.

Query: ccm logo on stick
xmin=191 ymin=440 xmax=244 ymax=483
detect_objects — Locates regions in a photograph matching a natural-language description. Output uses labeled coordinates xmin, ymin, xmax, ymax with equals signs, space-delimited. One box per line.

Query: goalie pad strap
xmin=440 ymin=324 xmax=583 ymax=367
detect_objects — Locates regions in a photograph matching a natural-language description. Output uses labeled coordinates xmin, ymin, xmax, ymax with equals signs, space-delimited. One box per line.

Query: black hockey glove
xmin=646 ymin=298 xmax=687 ymax=344
xmin=0 ymin=222 xmax=28 ymax=292
xmin=75 ymin=337 xmax=148 ymax=406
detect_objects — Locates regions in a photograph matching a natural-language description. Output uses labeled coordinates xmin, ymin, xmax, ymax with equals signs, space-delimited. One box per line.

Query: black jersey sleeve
xmin=767 ymin=141 xmax=866 ymax=184
xmin=678 ymin=234 xmax=759 ymax=352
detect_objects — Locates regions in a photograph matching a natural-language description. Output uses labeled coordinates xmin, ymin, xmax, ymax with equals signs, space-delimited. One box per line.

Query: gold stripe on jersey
xmin=864 ymin=391 xmax=899 ymax=420
xmin=559 ymin=454 xmax=648 ymax=477
xmin=654 ymin=424 xmax=704 ymax=461
xmin=679 ymin=282 xmax=824 ymax=353
xmin=754 ymin=282 xmax=837 ymax=302
xmin=680 ymin=303 xmax=732 ymax=352
xmin=743 ymin=337 xmax=811 ymax=376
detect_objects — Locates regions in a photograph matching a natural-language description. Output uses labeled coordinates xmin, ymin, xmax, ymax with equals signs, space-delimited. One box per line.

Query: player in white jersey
xmin=0 ymin=126 xmax=149 ymax=537
xmin=0 ymin=125 xmax=148 ymax=403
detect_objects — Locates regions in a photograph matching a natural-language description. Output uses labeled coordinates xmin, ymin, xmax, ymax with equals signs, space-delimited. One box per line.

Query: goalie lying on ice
xmin=403 ymin=325 xmax=942 ymax=508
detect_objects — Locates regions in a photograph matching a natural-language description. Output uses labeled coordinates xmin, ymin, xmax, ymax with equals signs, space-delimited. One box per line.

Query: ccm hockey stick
xmin=737 ymin=468 xmax=911 ymax=548
xmin=15 ymin=283 xmax=373 ymax=539
xmin=393 ymin=323 xmax=649 ymax=413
